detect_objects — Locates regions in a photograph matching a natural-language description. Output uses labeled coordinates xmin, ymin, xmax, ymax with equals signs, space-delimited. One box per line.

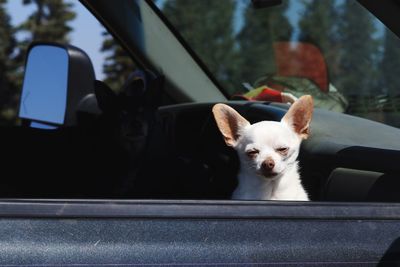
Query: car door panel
xmin=0 ymin=200 xmax=399 ymax=266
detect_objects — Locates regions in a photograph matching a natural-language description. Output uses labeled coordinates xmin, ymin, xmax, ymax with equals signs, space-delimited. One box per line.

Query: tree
xmin=0 ymin=0 xmax=19 ymax=124
xmin=298 ymin=0 xmax=340 ymax=83
xmin=237 ymin=1 xmax=293 ymax=89
xmin=101 ymin=31 xmax=136 ymax=91
xmin=335 ymin=0 xmax=379 ymax=96
xmin=162 ymin=0 xmax=237 ymax=94
xmin=380 ymin=28 xmax=400 ymax=96
xmin=17 ymin=0 xmax=76 ymax=88
xmin=19 ymin=0 xmax=76 ymax=44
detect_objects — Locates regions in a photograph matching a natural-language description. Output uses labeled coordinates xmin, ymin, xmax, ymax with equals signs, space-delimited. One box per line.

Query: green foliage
xmin=298 ymin=0 xmax=381 ymax=96
xmin=237 ymin=1 xmax=292 ymax=89
xmin=299 ymin=0 xmax=338 ymax=51
xmin=335 ymin=0 xmax=380 ymax=96
xmin=162 ymin=0 xmax=293 ymax=94
xmin=17 ymin=0 xmax=76 ymax=91
xmin=19 ymin=0 xmax=76 ymax=44
xmin=380 ymin=28 xmax=400 ymax=96
xmin=0 ymin=0 xmax=19 ymax=124
xmin=101 ymin=31 xmax=136 ymax=91
xmin=298 ymin=0 xmax=340 ymax=82
xmin=162 ymin=0 xmax=237 ymax=94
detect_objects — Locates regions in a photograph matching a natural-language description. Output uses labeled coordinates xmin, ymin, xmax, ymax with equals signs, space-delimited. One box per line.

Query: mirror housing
xmin=19 ymin=42 xmax=96 ymax=127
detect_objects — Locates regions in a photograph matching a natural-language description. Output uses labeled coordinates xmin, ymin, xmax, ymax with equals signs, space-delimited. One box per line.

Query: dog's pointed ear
xmin=212 ymin=104 xmax=250 ymax=147
xmin=281 ymin=95 xmax=313 ymax=139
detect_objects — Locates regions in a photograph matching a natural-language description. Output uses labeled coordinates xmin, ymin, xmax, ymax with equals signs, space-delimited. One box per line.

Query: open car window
xmin=0 ymin=0 xmax=399 ymax=204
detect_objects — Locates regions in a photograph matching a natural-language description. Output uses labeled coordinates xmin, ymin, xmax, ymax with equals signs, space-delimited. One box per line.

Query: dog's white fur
xmin=212 ymin=95 xmax=313 ymax=201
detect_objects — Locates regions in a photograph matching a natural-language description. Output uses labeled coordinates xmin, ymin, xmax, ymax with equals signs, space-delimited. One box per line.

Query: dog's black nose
xmin=262 ymin=158 xmax=275 ymax=171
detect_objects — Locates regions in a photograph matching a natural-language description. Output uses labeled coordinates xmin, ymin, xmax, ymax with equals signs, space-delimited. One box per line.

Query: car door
xmin=0 ymin=199 xmax=399 ymax=266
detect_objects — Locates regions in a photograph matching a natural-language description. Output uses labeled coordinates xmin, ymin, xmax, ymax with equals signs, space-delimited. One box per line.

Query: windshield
xmin=158 ymin=0 xmax=400 ymax=128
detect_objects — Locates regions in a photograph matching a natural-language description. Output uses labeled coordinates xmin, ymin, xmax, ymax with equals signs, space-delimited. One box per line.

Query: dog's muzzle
xmin=260 ymin=158 xmax=277 ymax=178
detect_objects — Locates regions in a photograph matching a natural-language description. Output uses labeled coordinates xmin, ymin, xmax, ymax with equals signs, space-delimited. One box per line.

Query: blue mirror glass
xmin=19 ymin=45 xmax=69 ymax=125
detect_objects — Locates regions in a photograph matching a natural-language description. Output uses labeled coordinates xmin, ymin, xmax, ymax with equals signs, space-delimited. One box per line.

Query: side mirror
xmin=19 ymin=43 xmax=95 ymax=127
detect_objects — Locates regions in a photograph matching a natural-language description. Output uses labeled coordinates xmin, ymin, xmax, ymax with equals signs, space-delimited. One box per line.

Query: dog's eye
xmin=246 ymin=149 xmax=259 ymax=158
xmin=276 ymin=147 xmax=289 ymax=154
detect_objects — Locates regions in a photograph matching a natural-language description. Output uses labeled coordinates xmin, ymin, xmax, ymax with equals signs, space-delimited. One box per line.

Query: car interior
xmin=1 ymin=0 xmax=400 ymax=204
xmin=2 ymin=1 xmax=400 ymax=266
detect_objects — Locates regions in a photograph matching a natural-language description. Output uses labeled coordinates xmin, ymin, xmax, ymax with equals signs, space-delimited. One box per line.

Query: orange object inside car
xmin=273 ymin=42 xmax=329 ymax=92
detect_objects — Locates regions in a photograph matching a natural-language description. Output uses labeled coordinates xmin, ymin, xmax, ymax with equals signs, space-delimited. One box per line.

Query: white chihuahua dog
xmin=212 ymin=95 xmax=313 ymax=201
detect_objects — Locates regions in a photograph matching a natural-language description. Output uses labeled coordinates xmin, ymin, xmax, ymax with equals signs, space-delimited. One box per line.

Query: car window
xmin=0 ymin=0 xmax=134 ymax=126
xmin=1 ymin=0 xmax=399 ymax=203
xmin=158 ymin=0 xmax=400 ymax=128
